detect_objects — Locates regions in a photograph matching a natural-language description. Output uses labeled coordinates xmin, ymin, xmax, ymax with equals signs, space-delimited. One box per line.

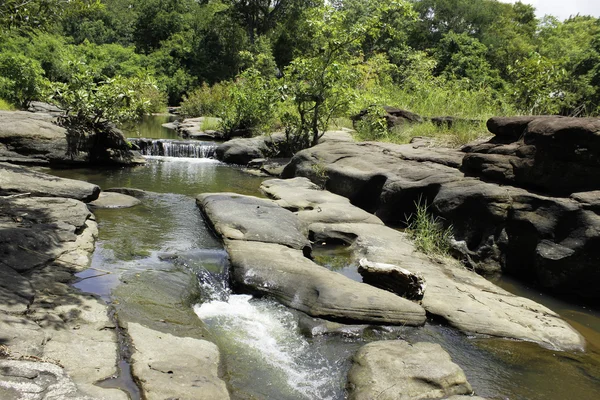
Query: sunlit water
xmin=42 ymin=116 xmax=600 ymax=400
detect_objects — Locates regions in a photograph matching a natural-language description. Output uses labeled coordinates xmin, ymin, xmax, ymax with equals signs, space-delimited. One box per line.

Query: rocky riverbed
xmin=2 ymin=111 xmax=600 ymax=399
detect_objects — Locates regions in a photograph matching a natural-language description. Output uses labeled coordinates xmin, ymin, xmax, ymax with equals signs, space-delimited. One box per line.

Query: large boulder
xmin=282 ymin=137 xmax=600 ymax=301
xmin=347 ymin=341 xmax=474 ymax=400
xmin=226 ymin=240 xmax=427 ymax=326
xmin=0 ymin=162 xmax=100 ymax=202
xmin=463 ymin=116 xmax=600 ymax=195
xmin=197 ymin=193 xmax=311 ymax=254
xmin=0 ymin=110 xmax=144 ymax=166
xmin=196 ymin=192 xmax=427 ymax=326
xmin=351 ymin=106 xmax=423 ymax=129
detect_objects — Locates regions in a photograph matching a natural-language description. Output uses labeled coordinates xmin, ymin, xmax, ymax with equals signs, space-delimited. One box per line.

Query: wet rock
xmin=358 ymin=258 xmax=426 ymax=301
xmin=197 ymin=193 xmax=311 ymax=254
xmin=309 ymin=222 xmax=585 ymax=351
xmin=88 ymin=192 xmax=141 ymax=209
xmin=127 ymin=322 xmax=230 ymax=400
xmin=104 ymin=187 xmax=149 ymax=199
xmin=347 ymin=341 xmax=474 ymax=400
xmin=0 ymin=162 xmax=100 ymax=202
xmin=226 ymin=240 xmax=427 ymax=326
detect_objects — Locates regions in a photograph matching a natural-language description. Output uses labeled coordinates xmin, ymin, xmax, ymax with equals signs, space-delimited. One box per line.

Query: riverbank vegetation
xmin=1 ymin=0 xmax=599 ymax=148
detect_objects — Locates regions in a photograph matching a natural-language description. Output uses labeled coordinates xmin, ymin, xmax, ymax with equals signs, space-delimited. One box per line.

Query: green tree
xmin=0 ymin=52 xmax=48 ymax=108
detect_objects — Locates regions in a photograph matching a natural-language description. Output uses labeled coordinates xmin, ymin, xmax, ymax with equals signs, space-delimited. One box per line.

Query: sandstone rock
xmin=0 ymin=162 xmax=100 ymax=202
xmin=464 ymin=116 xmax=600 ymax=195
xmin=177 ymin=117 xmax=224 ymax=140
xmin=283 ymin=137 xmax=600 ymax=300
xmin=197 ymin=193 xmax=311 ymax=254
xmin=0 ymin=110 xmax=144 ymax=166
xmin=261 ymin=177 xmax=383 ymax=226
xmin=128 ymin=322 xmax=230 ymax=400
xmin=309 ymin=222 xmax=584 ymax=351
xmin=27 ymin=101 xmax=63 ymax=116
xmin=226 ymin=240 xmax=427 ymax=326
xmin=0 ymin=197 xmax=93 ymax=272
xmin=347 ymin=341 xmax=473 ymax=400
xmin=358 ymin=258 xmax=425 ymax=301
xmin=0 ymin=264 xmax=34 ymax=313
xmin=88 ymin=192 xmax=141 ymax=209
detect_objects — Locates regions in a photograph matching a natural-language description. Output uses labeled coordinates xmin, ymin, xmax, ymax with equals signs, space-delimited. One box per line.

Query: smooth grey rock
xmin=309 ymin=222 xmax=585 ymax=351
xmin=104 ymin=187 xmax=149 ymax=198
xmin=197 ymin=193 xmax=311 ymax=253
xmin=283 ymin=136 xmax=600 ymax=300
xmin=88 ymin=192 xmax=141 ymax=209
xmin=226 ymin=240 xmax=426 ymax=326
xmin=27 ymin=101 xmax=63 ymax=116
xmin=0 ymin=110 xmax=144 ymax=166
xmin=0 ymin=197 xmax=93 ymax=272
xmin=261 ymin=177 xmax=383 ymax=226
xmin=347 ymin=341 xmax=473 ymax=400
xmin=0 ymin=264 xmax=34 ymax=313
xmin=0 ymin=162 xmax=100 ymax=202
xmin=177 ymin=117 xmax=224 ymax=139
xmin=128 ymin=322 xmax=230 ymax=400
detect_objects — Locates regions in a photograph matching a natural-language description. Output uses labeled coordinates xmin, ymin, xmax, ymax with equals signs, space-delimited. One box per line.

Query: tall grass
xmin=405 ymin=197 xmax=453 ymax=256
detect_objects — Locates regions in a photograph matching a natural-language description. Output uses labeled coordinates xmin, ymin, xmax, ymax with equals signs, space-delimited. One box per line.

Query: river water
xmin=43 ymin=116 xmax=600 ymax=400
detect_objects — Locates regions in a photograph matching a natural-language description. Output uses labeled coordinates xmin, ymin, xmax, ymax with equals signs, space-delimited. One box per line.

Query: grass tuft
xmin=0 ymin=98 xmax=15 ymax=110
xmin=405 ymin=197 xmax=453 ymax=256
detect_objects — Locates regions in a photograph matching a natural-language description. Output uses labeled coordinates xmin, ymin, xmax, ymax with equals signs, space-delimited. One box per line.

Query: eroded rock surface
xmin=127 ymin=323 xmax=229 ymax=400
xmin=0 ymin=192 xmax=126 ymax=400
xmin=261 ymin=178 xmax=584 ymax=351
xmin=0 ymin=162 xmax=100 ymax=201
xmin=282 ymin=131 xmax=600 ymax=301
xmin=0 ymin=110 xmax=144 ymax=166
xmin=196 ymin=192 xmax=427 ymax=326
xmin=347 ymin=341 xmax=474 ymax=400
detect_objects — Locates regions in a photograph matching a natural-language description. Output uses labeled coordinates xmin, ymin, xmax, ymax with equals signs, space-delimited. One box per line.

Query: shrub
xmin=0 ymin=52 xmax=49 ymax=108
xmin=180 ymin=82 xmax=230 ymax=117
xmin=218 ymin=68 xmax=279 ymax=139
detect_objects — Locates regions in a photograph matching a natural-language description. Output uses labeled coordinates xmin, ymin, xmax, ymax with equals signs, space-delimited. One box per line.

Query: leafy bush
xmin=0 ymin=52 xmax=49 ymax=108
xmin=218 ymin=68 xmax=279 ymax=139
xmin=0 ymin=98 xmax=15 ymax=110
xmin=180 ymin=82 xmax=230 ymax=117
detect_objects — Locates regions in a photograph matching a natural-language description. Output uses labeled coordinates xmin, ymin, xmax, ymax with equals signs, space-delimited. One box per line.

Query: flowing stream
xmin=44 ymin=116 xmax=600 ymax=400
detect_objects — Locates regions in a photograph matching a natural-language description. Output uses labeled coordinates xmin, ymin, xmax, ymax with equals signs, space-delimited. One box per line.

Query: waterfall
xmin=129 ymin=138 xmax=217 ymax=158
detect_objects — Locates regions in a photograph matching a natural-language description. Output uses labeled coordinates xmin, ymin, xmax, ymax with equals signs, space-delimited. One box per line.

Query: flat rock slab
xmin=226 ymin=240 xmax=426 ymax=326
xmin=0 ymin=264 xmax=34 ymax=313
xmin=310 ymin=222 xmax=585 ymax=351
xmin=88 ymin=192 xmax=141 ymax=209
xmin=0 ymin=196 xmax=93 ymax=272
xmin=128 ymin=322 xmax=230 ymax=400
xmin=0 ymin=162 xmax=100 ymax=202
xmin=261 ymin=177 xmax=383 ymax=226
xmin=197 ymin=193 xmax=311 ymax=253
xmin=347 ymin=341 xmax=473 ymax=400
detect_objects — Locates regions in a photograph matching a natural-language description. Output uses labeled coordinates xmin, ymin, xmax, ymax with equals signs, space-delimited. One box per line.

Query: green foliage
xmin=0 ymin=52 xmax=49 ymax=108
xmin=0 ymin=98 xmax=15 ymax=110
xmin=405 ymin=197 xmax=453 ymax=256
xmin=354 ymin=106 xmax=388 ymax=140
xmin=218 ymin=68 xmax=279 ymax=138
xmin=180 ymin=82 xmax=230 ymax=118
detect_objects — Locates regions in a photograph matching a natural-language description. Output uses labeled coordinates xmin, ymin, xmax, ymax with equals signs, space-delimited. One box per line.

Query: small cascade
xmin=129 ymin=138 xmax=217 ymax=158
